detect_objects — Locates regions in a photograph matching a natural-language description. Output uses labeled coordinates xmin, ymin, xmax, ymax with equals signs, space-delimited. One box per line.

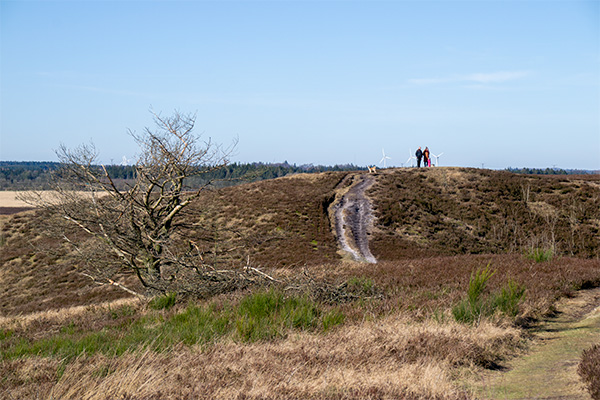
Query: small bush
xmin=579 ymin=344 xmax=600 ymax=399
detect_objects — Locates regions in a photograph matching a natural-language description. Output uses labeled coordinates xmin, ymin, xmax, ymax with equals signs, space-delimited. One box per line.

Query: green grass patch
xmin=235 ymin=289 xmax=323 ymax=342
xmin=0 ymin=289 xmax=346 ymax=361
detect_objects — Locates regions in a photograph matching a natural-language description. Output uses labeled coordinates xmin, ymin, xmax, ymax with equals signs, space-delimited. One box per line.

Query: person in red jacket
xmin=423 ymin=147 xmax=430 ymax=167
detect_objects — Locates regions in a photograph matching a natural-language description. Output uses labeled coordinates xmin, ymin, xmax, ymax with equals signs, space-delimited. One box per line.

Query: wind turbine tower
xmin=406 ymin=149 xmax=416 ymax=167
xmin=379 ymin=149 xmax=392 ymax=168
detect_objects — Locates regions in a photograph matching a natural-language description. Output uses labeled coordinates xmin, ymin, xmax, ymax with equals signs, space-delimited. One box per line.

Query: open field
xmin=0 ymin=191 xmax=107 ymax=215
xmin=0 ymin=191 xmax=36 ymax=215
xmin=0 ymin=191 xmax=30 ymax=208
xmin=1 ymin=167 xmax=599 ymax=399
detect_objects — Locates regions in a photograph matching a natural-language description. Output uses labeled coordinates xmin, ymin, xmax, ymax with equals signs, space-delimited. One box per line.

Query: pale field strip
xmin=0 ymin=191 xmax=104 ymax=208
xmin=0 ymin=191 xmax=34 ymax=208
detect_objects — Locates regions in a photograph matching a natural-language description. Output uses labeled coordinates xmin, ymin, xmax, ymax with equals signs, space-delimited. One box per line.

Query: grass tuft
xmin=493 ymin=279 xmax=526 ymax=317
xmin=346 ymin=276 xmax=377 ymax=296
xmin=526 ymin=247 xmax=554 ymax=263
xmin=452 ymin=264 xmax=495 ymax=324
xmin=453 ymin=264 xmax=526 ymax=324
xmin=235 ymin=289 xmax=323 ymax=342
xmin=148 ymin=292 xmax=177 ymax=310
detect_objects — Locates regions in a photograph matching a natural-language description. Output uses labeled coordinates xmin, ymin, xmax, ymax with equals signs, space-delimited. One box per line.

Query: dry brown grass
xmin=0 ymin=297 xmax=140 ymax=333
xmin=2 ymin=315 xmax=522 ymax=399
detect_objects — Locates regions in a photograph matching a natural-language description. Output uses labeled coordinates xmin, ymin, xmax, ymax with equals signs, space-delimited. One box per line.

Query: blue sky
xmin=1 ymin=0 xmax=599 ymax=170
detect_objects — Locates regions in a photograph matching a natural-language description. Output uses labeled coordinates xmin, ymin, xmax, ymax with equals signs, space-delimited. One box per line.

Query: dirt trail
xmin=331 ymin=173 xmax=377 ymax=263
xmin=477 ymin=287 xmax=600 ymax=399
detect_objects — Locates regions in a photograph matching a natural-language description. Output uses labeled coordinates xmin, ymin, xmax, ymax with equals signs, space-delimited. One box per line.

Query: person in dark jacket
xmin=415 ymin=147 xmax=423 ymax=167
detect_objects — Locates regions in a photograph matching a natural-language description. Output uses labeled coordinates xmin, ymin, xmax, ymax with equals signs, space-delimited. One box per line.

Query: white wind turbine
xmin=406 ymin=149 xmax=416 ymax=167
xmin=379 ymin=148 xmax=392 ymax=168
xmin=431 ymin=152 xmax=444 ymax=166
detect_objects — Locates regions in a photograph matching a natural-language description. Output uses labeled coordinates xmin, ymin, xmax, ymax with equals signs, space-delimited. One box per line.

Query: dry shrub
xmin=3 ymin=315 xmax=522 ymax=400
xmin=579 ymin=344 xmax=600 ymax=399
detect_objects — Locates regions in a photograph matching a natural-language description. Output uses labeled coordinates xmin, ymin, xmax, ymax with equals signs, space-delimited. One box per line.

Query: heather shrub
xmin=579 ymin=344 xmax=600 ymax=399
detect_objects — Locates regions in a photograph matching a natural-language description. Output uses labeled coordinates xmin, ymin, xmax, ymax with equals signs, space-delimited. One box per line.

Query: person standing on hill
xmin=423 ymin=147 xmax=430 ymax=167
xmin=415 ymin=147 xmax=423 ymax=167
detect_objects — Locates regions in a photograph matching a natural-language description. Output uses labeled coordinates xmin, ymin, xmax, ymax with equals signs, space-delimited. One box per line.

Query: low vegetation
xmin=0 ymin=289 xmax=345 ymax=364
xmin=579 ymin=344 xmax=600 ymax=400
xmin=525 ymin=246 xmax=554 ymax=263
xmin=452 ymin=264 xmax=526 ymax=324
xmin=1 ymin=167 xmax=599 ymax=399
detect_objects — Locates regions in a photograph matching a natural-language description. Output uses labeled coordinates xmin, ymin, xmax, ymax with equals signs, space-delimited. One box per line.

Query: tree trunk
xmin=145 ymin=256 xmax=161 ymax=281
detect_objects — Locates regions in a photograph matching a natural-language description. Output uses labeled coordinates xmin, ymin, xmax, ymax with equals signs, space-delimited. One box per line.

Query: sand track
xmin=331 ymin=173 xmax=377 ymax=263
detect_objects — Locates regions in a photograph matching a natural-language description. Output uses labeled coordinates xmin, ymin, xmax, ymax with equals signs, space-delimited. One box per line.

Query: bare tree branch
xmin=23 ymin=110 xmax=238 ymax=296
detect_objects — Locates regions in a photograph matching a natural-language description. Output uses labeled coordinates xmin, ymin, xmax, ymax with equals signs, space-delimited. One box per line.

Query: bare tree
xmin=24 ymin=111 xmax=239 ymax=296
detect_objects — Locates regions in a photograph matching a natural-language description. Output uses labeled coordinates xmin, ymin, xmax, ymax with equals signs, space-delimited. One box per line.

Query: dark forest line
xmin=0 ymin=161 xmax=365 ymax=190
xmin=1 ymin=161 xmax=597 ymax=190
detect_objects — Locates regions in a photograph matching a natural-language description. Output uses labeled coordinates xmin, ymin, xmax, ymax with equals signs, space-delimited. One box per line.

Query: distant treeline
xmin=505 ymin=167 xmax=598 ymax=175
xmin=2 ymin=161 xmax=597 ymax=190
xmin=0 ymin=161 xmax=364 ymax=190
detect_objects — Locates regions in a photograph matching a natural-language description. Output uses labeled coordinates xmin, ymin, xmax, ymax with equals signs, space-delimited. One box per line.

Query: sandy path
xmin=477 ymin=287 xmax=600 ymax=399
xmin=331 ymin=174 xmax=377 ymax=263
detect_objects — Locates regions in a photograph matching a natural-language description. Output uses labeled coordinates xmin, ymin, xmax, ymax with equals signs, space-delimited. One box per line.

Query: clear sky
xmin=1 ymin=0 xmax=599 ymax=170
